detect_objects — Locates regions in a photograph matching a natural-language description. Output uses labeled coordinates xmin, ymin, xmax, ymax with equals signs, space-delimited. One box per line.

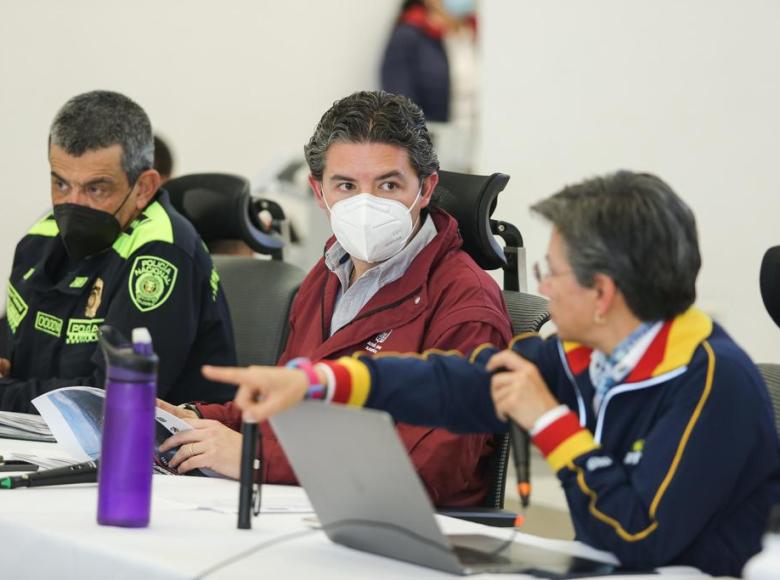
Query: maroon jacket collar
xmin=316 ymin=208 xmax=463 ymax=357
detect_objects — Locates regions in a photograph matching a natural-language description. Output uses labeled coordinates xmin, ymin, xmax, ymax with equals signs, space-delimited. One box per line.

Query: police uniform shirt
xmin=1 ymin=190 xmax=237 ymax=412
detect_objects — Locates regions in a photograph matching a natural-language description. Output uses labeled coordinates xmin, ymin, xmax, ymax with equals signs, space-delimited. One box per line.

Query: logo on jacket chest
xmin=129 ymin=256 xmax=178 ymax=312
xmin=623 ymin=439 xmax=644 ymax=466
xmin=364 ymin=329 xmax=393 ymax=354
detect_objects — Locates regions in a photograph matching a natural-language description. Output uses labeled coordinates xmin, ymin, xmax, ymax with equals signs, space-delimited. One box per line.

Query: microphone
xmin=238 ymin=420 xmax=261 ymax=529
xmin=509 ymin=422 xmax=531 ymax=508
xmin=491 ymin=364 xmax=532 ymax=508
xmin=0 ymin=460 xmax=98 ymax=489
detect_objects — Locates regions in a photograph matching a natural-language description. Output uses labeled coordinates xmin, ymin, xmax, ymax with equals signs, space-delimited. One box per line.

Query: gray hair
xmin=304 ymin=90 xmax=439 ymax=181
xmin=49 ymin=90 xmax=154 ymax=184
xmin=531 ymin=171 xmax=701 ymax=321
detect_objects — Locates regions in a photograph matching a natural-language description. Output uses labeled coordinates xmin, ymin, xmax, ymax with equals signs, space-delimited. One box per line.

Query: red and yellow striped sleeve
xmin=318 ymin=357 xmax=372 ymax=407
xmin=533 ymin=410 xmax=599 ymax=472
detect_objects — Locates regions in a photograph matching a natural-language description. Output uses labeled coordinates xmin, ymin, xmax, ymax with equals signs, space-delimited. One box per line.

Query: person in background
xmin=160 ymin=90 xmax=513 ymax=507
xmin=0 ymin=91 xmax=237 ymax=411
xmin=153 ymin=135 xmax=174 ymax=184
xmin=208 ymin=171 xmax=780 ymax=577
xmin=381 ymin=0 xmax=478 ymax=171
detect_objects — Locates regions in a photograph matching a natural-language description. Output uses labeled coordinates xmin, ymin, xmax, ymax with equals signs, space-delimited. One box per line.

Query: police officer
xmin=0 ymin=90 xmax=237 ymax=412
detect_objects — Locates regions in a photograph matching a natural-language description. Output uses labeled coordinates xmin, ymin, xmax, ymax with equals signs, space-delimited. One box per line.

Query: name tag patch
xmin=6 ymin=283 xmax=28 ymax=334
xmin=66 ymin=318 xmax=105 ymax=345
xmin=35 ymin=311 xmax=63 ymax=338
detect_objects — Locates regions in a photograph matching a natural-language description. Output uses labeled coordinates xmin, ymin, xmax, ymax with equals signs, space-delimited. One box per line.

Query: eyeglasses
xmin=533 ymin=260 xmax=574 ymax=284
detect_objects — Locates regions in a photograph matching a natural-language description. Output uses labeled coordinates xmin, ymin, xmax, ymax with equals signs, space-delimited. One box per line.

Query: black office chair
xmin=212 ymin=255 xmax=305 ymax=366
xmin=759 ymin=364 xmax=780 ymax=437
xmin=435 ymin=170 xmax=550 ymax=518
xmin=759 ymin=246 xmax=780 ymax=436
xmin=165 ymin=173 xmax=306 ymax=366
xmin=761 ymin=246 xmax=780 ymax=330
xmin=165 ymin=173 xmax=285 ymax=260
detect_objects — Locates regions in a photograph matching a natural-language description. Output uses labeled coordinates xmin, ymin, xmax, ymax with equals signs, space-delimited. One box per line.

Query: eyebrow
xmin=329 ymin=174 xmax=356 ymax=182
xmin=50 ymin=172 xmax=115 ymax=187
xmin=328 ymin=171 xmax=406 ymax=182
xmin=375 ymin=171 xmax=404 ymax=181
xmin=50 ymin=171 xmax=68 ymax=184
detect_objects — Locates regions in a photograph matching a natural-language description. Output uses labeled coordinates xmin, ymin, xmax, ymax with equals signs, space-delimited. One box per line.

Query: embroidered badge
xmin=85 ymin=277 xmax=104 ymax=318
xmin=129 ymin=256 xmax=178 ymax=312
xmin=365 ymin=329 xmax=393 ymax=354
xmin=34 ymin=311 xmax=63 ymax=338
xmin=6 ymin=283 xmax=28 ymax=334
xmin=66 ymin=318 xmax=105 ymax=345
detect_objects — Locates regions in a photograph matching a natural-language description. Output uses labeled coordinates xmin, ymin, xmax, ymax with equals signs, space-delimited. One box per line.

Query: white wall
xmin=0 ymin=0 xmax=397 ymax=283
xmin=2 ymin=0 xmax=777 ymax=362
xmin=479 ymin=0 xmax=780 ymax=363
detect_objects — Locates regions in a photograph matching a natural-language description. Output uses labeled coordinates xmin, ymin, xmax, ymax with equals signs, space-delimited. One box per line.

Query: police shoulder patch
xmin=128 ymin=255 xmax=179 ymax=312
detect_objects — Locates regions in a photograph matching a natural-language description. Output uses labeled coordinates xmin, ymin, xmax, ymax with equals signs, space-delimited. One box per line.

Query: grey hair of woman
xmin=304 ymin=90 xmax=439 ymax=182
xmin=49 ymin=90 xmax=154 ymax=185
xmin=531 ymin=171 xmax=701 ymax=321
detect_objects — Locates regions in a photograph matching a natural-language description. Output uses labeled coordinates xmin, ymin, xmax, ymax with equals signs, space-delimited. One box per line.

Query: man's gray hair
xmin=304 ymin=90 xmax=439 ymax=181
xmin=531 ymin=171 xmax=701 ymax=321
xmin=49 ymin=90 xmax=154 ymax=184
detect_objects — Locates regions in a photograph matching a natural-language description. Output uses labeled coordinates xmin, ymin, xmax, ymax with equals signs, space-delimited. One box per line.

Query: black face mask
xmin=52 ymin=185 xmax=135 ymax=261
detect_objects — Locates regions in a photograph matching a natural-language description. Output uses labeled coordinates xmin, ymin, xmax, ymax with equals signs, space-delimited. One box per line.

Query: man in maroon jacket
xmin=159 ymin=91 xmax=512 ymax=506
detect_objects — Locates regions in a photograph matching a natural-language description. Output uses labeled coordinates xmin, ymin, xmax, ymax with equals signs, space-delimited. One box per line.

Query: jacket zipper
xmin=321 ymin=284 xmax=424 ymax=343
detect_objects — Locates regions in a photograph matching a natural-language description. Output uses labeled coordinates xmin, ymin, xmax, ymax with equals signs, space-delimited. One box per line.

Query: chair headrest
xmin=434 ymin=171 xmax=509 ymax=270
xmin=164 ymin=173 xmax=283 ymax=254
xmin=761 ymin=245 xmax=780 ymax=329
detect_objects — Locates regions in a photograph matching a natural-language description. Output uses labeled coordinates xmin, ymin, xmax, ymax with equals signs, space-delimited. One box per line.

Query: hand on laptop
xmin=202 ymin=364 xmax=310 ymax=423
xmin=158 ymin=418 xmax=242 ymax=479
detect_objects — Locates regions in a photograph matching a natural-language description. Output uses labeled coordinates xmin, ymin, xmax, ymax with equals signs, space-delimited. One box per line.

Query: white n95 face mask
xmin=325 ymin=187 xmax=422 ymax=263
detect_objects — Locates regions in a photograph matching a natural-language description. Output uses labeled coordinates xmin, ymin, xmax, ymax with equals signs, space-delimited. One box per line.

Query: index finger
xmin=158 ymin=429 xmax=199 ymax=452
xmin=202 ymin=365 xmax=262 ymax=386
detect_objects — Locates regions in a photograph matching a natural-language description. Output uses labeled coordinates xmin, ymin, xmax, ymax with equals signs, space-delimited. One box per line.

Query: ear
xmin=591 ymin=273 xmax=618 ymax=319
xmin=418 ymin=172 xmax=438 ymax=210
xmin=309 ymin=175 xmax=327 ymax=211
xmin=134 ymin=169 xmax=162 ymax=210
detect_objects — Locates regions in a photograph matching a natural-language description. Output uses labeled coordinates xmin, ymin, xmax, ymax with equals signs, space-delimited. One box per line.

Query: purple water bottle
xmin=97 ymin=326 xmax=158 ymax=528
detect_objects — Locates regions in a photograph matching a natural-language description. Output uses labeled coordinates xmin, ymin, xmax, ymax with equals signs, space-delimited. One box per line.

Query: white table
xmin=0 ymin=439 xmax=708 ymax=580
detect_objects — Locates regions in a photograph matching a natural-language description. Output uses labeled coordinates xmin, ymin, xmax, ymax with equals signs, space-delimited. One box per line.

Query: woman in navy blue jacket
xmin=208 ymin=171 xmax=780 ymax=577
xmin=381 ymin=0 xmax=476 ymax=123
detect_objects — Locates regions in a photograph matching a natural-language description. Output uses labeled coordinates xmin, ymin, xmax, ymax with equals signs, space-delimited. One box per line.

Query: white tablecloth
xmin=0 ymin=439 xmax=708 ymax=580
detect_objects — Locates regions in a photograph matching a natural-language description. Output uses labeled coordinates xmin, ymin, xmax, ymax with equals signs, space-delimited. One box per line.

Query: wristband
xmin=286 ymin=357 xmax=326 ymax=400
xmin=179 ymin=403 xmax=202 ymax=418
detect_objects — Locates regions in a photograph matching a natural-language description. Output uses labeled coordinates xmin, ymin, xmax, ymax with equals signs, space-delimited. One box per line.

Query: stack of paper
xmin=0 ymin=412 xmax=55 ymax=442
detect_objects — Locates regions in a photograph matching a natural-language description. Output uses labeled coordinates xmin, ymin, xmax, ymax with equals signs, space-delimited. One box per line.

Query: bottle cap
xmin=132 ymin=327 xmax=152 ymax=345
xmin=99 ymin=326 xmax=158 ymax=374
